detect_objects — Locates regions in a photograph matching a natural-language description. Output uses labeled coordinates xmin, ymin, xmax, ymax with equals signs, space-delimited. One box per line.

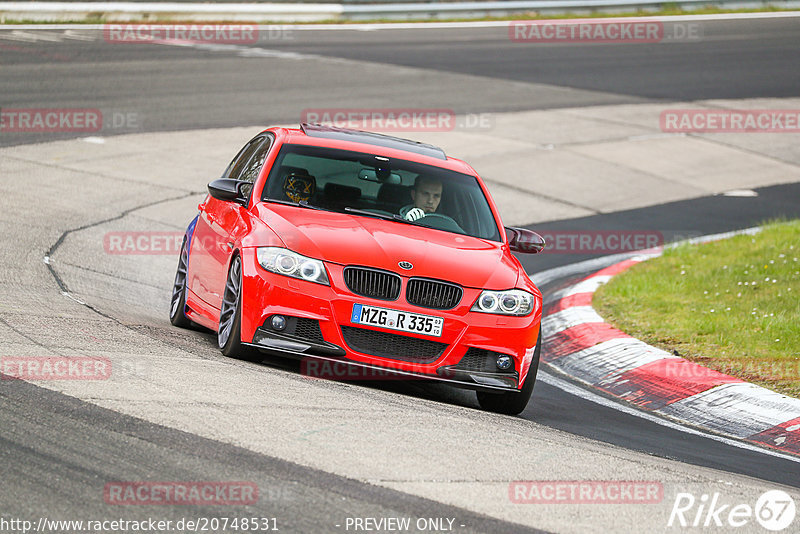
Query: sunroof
xmin=300 ymin=123 xmax=447 ymax=161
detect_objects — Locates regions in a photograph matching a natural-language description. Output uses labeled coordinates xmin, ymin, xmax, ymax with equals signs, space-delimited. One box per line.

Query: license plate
xmin=350 ymin=304 xmax=444 ymax=337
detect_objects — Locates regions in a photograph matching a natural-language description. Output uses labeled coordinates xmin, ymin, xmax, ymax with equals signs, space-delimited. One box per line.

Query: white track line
xmin=539 ymin=369 xmax=800 ymax=463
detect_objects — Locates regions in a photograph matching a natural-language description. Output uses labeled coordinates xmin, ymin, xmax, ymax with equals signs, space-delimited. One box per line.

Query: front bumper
xmin=238 ymin=248 xmax=541 ymax=392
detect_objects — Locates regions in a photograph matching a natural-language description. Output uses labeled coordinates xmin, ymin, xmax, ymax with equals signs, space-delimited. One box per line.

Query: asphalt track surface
xmin=1 ymin=379 xmax=543 ymax=534
xmin=2 ymin=16 xmax=800 ymax=532
xmin=2 ymin=17 xmax=800 ymax=147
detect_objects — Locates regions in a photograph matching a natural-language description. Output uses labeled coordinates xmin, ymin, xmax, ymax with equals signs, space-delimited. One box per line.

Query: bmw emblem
xmin=398 ymin=261 xmax=413 ymax=270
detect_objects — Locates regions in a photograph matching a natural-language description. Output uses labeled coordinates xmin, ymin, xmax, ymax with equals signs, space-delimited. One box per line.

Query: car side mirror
xmin=506 ymin=227 xmax=546 ymax=254
xmin=208 ymin=179 xmax=249 ymax=206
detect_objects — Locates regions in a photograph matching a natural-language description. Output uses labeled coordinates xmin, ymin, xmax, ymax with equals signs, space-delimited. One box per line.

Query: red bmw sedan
xmin=170 ymin=123 xmax=545 ymax=414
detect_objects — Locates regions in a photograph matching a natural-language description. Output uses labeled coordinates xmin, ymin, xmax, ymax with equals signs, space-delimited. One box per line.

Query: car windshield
xmin=261 ymin=144 xmax=501 ymax=241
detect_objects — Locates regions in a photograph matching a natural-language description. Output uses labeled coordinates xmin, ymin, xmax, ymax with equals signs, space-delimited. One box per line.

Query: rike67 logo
xmin=668 ymin=490 xmax=796 ymax=531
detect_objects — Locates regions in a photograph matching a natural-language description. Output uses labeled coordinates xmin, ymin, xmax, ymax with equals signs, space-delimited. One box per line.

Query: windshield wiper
xmin=268 ymin=201 xmax=414 ymax=223
xmin=343 ymin=207 xmax=413 ymax=224
xmin=265 ymin=198 xmax=326 ymax=211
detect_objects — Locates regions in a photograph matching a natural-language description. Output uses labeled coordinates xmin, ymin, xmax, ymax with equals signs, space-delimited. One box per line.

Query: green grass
xmin=594 ymin=220 xmax=800 ymax=398
xmin=2 ymin=6 xmax=798 ymax=25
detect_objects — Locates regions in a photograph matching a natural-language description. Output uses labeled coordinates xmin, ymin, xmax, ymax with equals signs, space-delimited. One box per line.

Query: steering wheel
xmin=417 ymin=212 xmax=464 ymax=233
xmin=420 ymin=212 xmax=455 ymax=222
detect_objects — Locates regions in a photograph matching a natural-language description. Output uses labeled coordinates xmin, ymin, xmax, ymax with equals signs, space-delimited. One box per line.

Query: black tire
xmin=476 ymin=332 xmax=541 ymax=415
xmin=218 ymin=255 xmax=260 ymax=361
xmin=169 ymin=238 xmax=192 ymax=328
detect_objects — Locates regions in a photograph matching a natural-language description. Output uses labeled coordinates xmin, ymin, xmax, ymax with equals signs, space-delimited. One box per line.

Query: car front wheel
xmin=218 ymin=255 xmax=260 ymax=361
xmin=169 ymin=238 xmax=192 ymax=328
xmin=476 ymin=333 xmax=541 ymax=415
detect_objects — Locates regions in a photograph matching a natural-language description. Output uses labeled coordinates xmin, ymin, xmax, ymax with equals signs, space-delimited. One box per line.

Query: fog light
xmin=496 ymin=355 xmax=513 ymax=371
xmin=270 ymin=315 xmax=287 ymax=331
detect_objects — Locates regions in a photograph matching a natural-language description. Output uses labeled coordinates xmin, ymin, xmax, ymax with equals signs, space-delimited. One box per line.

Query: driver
xmin=400 ymin=176 xmax=442 ymax=221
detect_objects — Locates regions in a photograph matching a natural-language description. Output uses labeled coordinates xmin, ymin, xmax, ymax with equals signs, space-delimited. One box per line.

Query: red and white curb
xmin=539 ymin=242 xmax=800 ymax=457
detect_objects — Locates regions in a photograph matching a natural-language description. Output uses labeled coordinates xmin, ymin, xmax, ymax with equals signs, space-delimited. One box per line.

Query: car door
xmin=189 ymin=134 xmax=273 ymax=310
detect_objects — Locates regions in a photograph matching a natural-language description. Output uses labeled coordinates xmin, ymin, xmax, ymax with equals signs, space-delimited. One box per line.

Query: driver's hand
xmin=404 ymin=208 xmax=425 ymax=221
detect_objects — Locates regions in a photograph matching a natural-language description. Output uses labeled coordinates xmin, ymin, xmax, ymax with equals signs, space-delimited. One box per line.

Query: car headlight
xmin=256 ymin=247 xmax=329 ymax=286
xmin=471 ymin=289 xmax=535 ymax=316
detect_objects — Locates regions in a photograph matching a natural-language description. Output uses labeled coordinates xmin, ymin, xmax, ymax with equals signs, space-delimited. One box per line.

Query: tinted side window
xmin=222 ymin=137 xmax=262 ymax=180
xmin=239 ymin=137 xmax=273 ymax=183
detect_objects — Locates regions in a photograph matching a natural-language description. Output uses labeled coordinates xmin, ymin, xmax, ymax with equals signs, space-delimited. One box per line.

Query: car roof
xmin=272 ymin=125 xmax=476 ymax=175
xmin=300 ymin=123 xmax=447 ymax=161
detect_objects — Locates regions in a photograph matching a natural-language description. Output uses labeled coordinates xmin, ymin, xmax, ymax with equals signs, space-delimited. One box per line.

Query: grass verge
xmin=593 ymin=220 xmax=800 ymax=398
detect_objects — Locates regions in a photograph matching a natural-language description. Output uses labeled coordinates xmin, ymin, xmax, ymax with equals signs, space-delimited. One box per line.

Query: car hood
xmin=252 ymin=203 xmax=519 ymax=289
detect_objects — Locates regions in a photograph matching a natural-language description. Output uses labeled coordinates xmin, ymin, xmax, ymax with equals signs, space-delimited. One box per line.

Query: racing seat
xmin=377 ymin=183 xmax=412 ymax=211
xmin=322 ymin=183 xmax=361 ymax=211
